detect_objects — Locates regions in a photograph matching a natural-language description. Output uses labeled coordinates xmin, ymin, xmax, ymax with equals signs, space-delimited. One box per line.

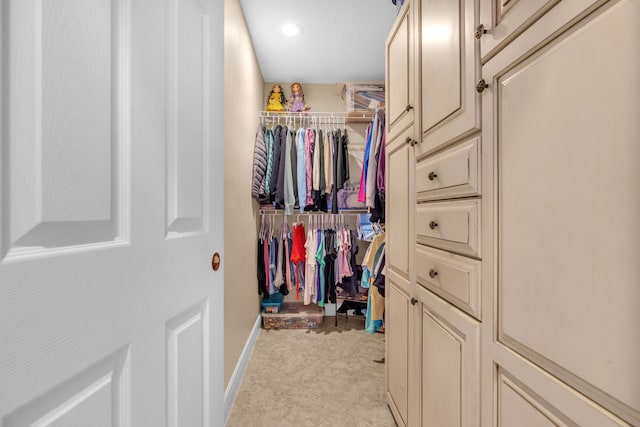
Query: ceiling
xmin=239 ymin=0 xmax=399 ymax=84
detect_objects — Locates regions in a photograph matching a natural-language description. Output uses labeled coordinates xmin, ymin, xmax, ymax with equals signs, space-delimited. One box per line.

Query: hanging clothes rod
xmin=259 ymin=209 xmax=367 ymax=215
xmin=258 ymin=110 xmax=375 ymax=124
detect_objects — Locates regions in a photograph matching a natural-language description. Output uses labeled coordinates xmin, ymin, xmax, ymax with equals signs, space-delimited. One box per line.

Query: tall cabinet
xmin=385 ymin=0 xmax=640 ymax=425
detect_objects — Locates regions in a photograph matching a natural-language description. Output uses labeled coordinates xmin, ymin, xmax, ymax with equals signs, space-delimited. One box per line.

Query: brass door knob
xmin=211 ymin=252 xmax=221 ymax=271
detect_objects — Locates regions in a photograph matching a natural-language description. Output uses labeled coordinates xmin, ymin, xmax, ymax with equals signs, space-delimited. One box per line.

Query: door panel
xmin=0 ymin=0 xmax=224 ymax=425
xmin=386 ymin=274 xmax=411 ymax=427
xmin=2 ymin=346 xmax=130 ymax=427
xmin=2 ymin=0 xmax=126 ymax=260
xmin=494 ymin=0 xmax=640 ymax=417
xmin=481 ymin=0 xmax=640 ymax=423
xmin=419 ymin=287 xmax=480 ymax=427
xmin=496 ymin=364 xmax=632 ymax=427
xmin=387 ymin=129 xmax=412 ymax=278
xmin=167 ymin=301 xmax=209 ymax=427
xmin=479 ymin=0 xmax=560 ymax=62
xmin=386 ymin=0 xmax=414 ymax=139
xmin=167 ymin=0 xmax=210 ymax=236
xmin=418 ymin=0 xmax=479 ymax=155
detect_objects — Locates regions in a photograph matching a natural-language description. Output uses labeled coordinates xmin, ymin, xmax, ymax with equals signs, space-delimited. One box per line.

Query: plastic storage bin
xmin=262 ymin=302 xmax=324 ymax=329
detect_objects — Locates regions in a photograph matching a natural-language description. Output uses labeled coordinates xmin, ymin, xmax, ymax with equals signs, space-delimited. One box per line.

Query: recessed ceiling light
xmin=282 ymin=23 xmax=302 ymax=37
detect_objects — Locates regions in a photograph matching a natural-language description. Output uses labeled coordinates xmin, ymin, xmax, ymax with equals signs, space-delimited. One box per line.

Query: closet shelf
xmin=259 ymin=208 xmax=369 ymax=215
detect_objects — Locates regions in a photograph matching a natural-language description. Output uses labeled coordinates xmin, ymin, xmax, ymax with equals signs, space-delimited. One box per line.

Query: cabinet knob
xmin=476 ymin=79 xmax=489 ymax=93
xmin=429 ymin=220 xmax=438 ymax=230
xmin=405 ymin=104 xmax=413 ymax=113
xmin=474 ymin=24 xmax=488 ymax=39
xmin=428 ymin=269 xmax=438 ymax=279
xmin=405 ymin=137 xmax=417 ymax=146
xmin=428 ymin=171 xmax=438 ymax=181
xmin=411 ymin=297 xmax=418 ymax=305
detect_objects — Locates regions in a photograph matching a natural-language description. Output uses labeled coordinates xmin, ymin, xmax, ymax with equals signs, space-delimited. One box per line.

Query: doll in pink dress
xmin=288 ymin=82 xmax=310 ymax=112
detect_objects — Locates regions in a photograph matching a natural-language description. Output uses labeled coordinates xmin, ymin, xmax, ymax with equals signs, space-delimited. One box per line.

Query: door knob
xmin=411 ymin=297 xmax=418 ymax=305
xmin=476 ymin=79 xmax=489 ymax=93
xmin=429 ymin=220 xmax=438 ymax=230
xmin=405 ymin=104 xmax=413 ymax=112
xmin=211 ymin=252 xmax=221 ymax=271
xmin=428 ymin=269 xmax=438 ymax=279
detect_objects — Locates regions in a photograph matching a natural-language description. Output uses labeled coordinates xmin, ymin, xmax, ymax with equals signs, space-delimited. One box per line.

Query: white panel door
xmin=0 ymin=0 xmax=224 ymax=426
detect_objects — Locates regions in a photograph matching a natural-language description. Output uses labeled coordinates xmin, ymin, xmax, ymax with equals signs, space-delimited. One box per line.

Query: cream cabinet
xmin=418 ymin=0 xmax=481 ymax=155
xmin=386 ymin=0 xmax=483 ymax=425
xmin=386 ymin=0 xmax=415 ymax=141
xmin=386 ymin=0 xmax=640 ymax=425
xmin=480 ymin=0 xmax=640 ymax=425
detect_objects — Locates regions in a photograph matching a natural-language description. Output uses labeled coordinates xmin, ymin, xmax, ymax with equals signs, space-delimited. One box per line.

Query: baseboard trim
xmin=224 ymin=314 xmax=262 ymax=423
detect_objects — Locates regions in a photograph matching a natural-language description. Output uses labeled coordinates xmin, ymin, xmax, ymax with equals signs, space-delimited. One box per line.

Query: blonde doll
xmin=265 ymin=84 xmax=287 ymax=111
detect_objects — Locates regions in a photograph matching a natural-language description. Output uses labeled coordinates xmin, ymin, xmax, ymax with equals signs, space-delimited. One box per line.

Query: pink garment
xmin=305 ymin=129 xmax=315 ymax=206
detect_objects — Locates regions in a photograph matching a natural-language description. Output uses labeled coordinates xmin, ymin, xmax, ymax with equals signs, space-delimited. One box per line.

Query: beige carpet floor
xmin=226 ymin=315 xmax=396 ymax=427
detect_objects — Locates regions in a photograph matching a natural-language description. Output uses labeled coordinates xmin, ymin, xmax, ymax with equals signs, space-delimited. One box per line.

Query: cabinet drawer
xmin=416 ymin=137 xmax=480 ymax=201
xmin=415 ymin=244 xmax=480 ymax=320
xmin=416 ymin=199 xmax=480 ymax=257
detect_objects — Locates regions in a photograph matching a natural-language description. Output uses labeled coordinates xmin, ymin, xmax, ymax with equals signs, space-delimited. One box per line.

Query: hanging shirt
xmin=304 ymin=228 xmax=317 ymax=305
xmin=305 ymin=128 xmax=315 ymax=207
xmin=251 ymin=124 xmax=267 ymax=201
xmin=284 ymin=128 xmax=295 ymax=215
xmin=358 ymin=122 xmax=374 ymax=203
xmin=315 ymin=229 xmax=325 ymax=307
xmin=296 ymin=128 xmax=307 ymax=213
xmin=264 ymin=128 xmax=275 ymax=198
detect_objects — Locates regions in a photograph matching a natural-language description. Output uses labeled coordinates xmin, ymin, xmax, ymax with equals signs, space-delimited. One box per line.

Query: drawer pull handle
xmin=405 ymin=104 xmax=413 ymax=113
xmin=428 ymin=171 xmax=438 ymax=181
xmin=428 ymin=269 xmax=438 ymax=279
xmin=429 ymin=220 xmax=438 ymax=230
xmin=411 ymin=297 xmax=418 ymax=305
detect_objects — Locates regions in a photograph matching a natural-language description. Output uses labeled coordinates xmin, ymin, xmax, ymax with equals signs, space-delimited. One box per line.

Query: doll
xmin=288 ymin=82 xmax=310 ymax=112
xmin=265 ymin=84 xmax=287 ymax=112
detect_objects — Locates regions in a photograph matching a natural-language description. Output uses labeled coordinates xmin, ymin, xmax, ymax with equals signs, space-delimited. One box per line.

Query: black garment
xmin=369 ymin=191 xmax=385 ymax=224
xmin=275 ymin=126 xmax=288 ymax=208
xmin=336 ymin=129 xmax=344 ymax=190
xmin=341 ymin=130 xmax=350 ymax=184
xmin=324 ymin=230 xmax=337 ymax=304
xmin=269 ymin=125 xmax=282 ymax=201
xmin=257 ymin=240 xmax=267 ymax=296
xmin=278 ymin=235 xmax=290 ymax=296
xmin=373 ymin=253 xmax=386 ymax=297
xmin=331 ymin=131 xmax=339 ymax=214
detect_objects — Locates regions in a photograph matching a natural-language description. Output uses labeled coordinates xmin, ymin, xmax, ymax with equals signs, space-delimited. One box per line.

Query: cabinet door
xmin=386 ymin=0 xmax=415 ymax=140
xmin=386 ymin=271 xmax=412 ymax=427
xmin=478 ymin=0 xmax=603 ymax=62
xmin=386 ymin=127 xmax=413 ymax=278
xmin=418 ymin=0 xmax=480 ymax=154
xmin=481 ymin=0 xmax=640 ymax=424
xmin=418 ymin=287 xmax=480 ymax=427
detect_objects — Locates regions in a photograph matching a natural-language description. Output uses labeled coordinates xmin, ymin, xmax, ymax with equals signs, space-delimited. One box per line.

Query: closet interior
xmin=252 ymin=109 xmax=387 ymax=331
